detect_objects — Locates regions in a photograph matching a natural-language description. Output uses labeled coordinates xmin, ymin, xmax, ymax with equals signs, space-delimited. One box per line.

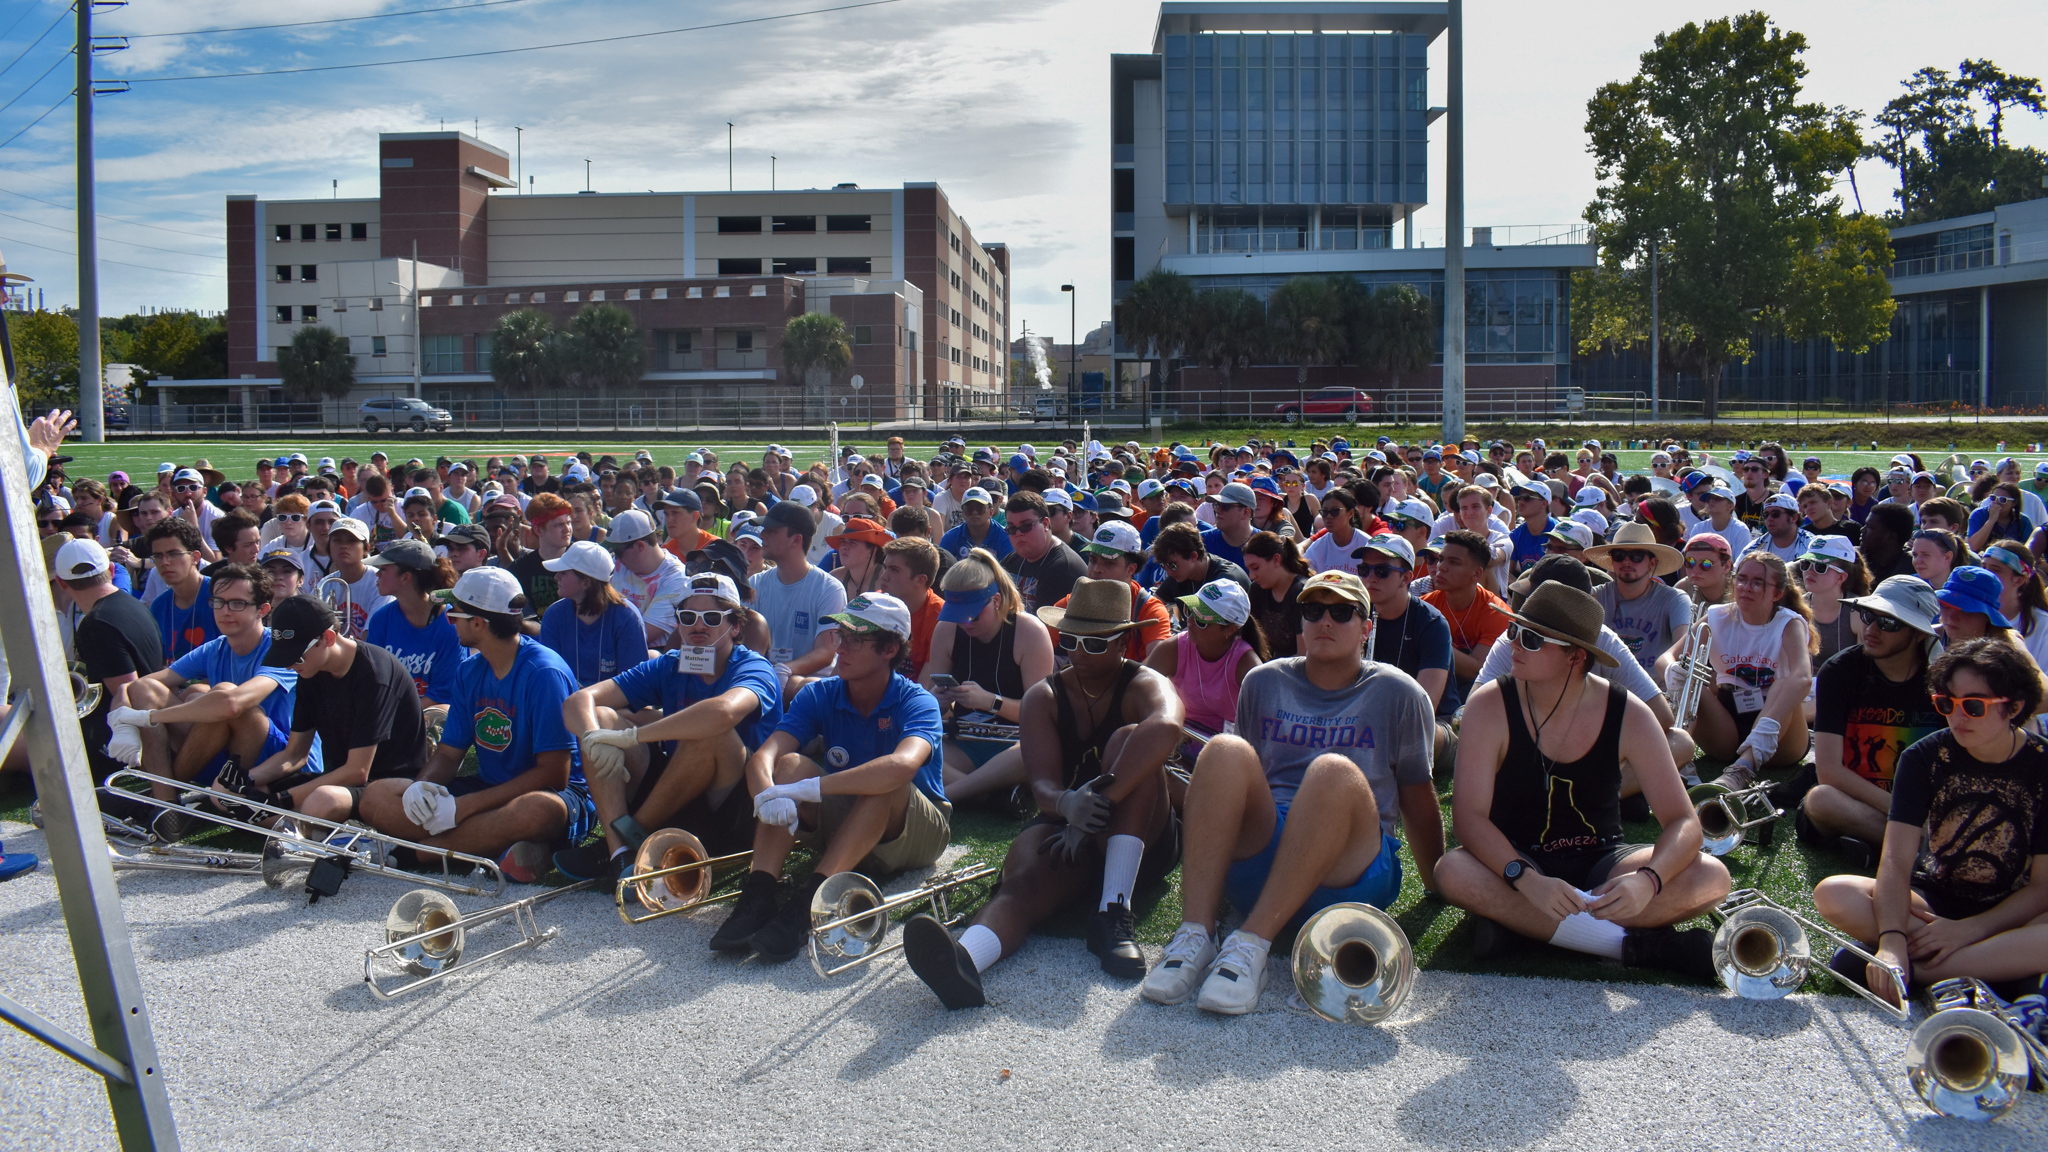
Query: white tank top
xmin=1706 ymin=603 xmax=1802 ymax=712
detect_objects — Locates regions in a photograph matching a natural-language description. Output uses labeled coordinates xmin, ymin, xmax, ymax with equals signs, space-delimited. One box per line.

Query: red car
xmin=1274 ymin=387 xmax=1373 ymax=424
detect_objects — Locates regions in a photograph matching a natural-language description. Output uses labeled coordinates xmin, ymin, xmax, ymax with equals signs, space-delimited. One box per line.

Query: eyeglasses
xmin=1734 ymin=575 xmax=1774 ymax=591
xmin=1507 ymin=623 xmax=1570 ymax=652
xmin=1683 ymin=557 xmax=1721 ymax=571
xmin=1360 ymin=563 xmax=1409 ymax=579
xmin=1008 ymin=518 xmax=1041 ymax=535
xmin=675 ymin=609 xmax=732 ymax=627
xmin=1932 ymin=693 xmax=2010 ymax=719
xmin=1297 ymin=602 xmax=1360 ymax=624
xmin=209 ymin=597 xmax=259 ymax=612
xmin=1607 ymin=549 xmax=1654 ymax=566
xmin=1796 ymin=559 xmax=1837 ymax=575
xmin=1856 ymin=608 xmax=1909 ymax=633
xmin=1057 ymin=633 xmax=1116 ymax=655
xmin=151 ymin=548 xmax=191 ymax=561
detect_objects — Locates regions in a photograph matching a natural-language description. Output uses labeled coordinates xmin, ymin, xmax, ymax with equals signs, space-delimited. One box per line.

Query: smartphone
xmin=929 ymin=674 xmax=959 ymax=692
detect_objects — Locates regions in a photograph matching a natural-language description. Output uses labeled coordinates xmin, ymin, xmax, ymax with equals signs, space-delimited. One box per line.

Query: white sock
xmin=1548 ymin=889 xmax=1626 ymax=959
xmin=959 ymin=924 xmax=1003 ymax=973
xmin=1100 ymin=834 xmax=1145 ymax=911
xmin=609 ymin=845 xmax=629 ymax=860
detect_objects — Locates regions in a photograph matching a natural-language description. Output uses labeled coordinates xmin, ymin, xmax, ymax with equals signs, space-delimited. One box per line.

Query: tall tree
xmin=1266 ymin=275 xmax=1350 ymax=382
xmin=1874 ymin=59 xmax=2047 ymax=223
xmin=1355 ymin=283 xmax=1436 ymax=392
xmin=277 ymin=326 xmax=356 ymax=402
xmin=6 ymin=310 xmax=79 ymax=411
xmin=490 ymin=309 xmax=559 ymax=394
xmin=780 ymin=310 xmax=853 ymax=386
xmin=1117 ymin=268 xmax=1197 ymax=405
xmin=1190 ymin=288 xmax=1266 ymax=397
xmin=559 ymin=303 xmax=643 ymax=391
xmin=127 ymin=315 xmax=200 ymax=385
xmin=1583 ymin=13 xmax=1889 ymax=418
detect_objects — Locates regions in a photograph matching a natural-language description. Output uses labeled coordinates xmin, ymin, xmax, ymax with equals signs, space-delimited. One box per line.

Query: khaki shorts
xmin=808 ymin=785 xmax=952 ymax=877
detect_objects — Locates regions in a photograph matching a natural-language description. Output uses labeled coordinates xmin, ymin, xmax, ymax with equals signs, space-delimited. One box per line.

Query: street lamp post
xmin=1061 ymin=284 xmax=1076 ymax=419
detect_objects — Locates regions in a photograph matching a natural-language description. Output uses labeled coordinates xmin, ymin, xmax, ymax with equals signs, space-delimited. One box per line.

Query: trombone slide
xmin=1712 ymin=890 xmax=1910 ymax=1020
xmin=808 ymin=864 xmax=1000 ymax=979
xmin=364 ymin=878 xmax=602 ymax=1000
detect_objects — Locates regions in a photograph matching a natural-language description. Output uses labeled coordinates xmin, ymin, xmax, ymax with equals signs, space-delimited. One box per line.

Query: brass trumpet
xmin=1688 ymin=778 xmax=1782 ymax=855
xmin=614 ymin=828 xmax=753 ymax=925
xmin=1710 ymin=890 xmax=1909 ymax=1020
xmin=1290 ymin=902 xmax=1415 ymax=1024
xmin=807 ymin=863 xmax=1000 ymax=979
xmin=1671 ymin=618 xmax=1714 ymax=730
xmin=1908 ymin=977 xmax=2048 ymax=1121
xmin=364 ymin=877 xmax=603 ymax=1000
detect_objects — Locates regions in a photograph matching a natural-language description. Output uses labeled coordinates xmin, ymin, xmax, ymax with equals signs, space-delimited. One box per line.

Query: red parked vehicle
xmin=1273 ymin=387 xmax=1373 ymax=424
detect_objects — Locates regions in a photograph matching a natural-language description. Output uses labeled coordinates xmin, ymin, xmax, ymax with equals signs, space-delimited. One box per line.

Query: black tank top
xmin=1490 ymin=678 xmax=1628 ymax=857
xmin=949 ymin=615 xmax=1027 ymax=702
xmin=1050 ymin=662 xmax=1141 ymax=790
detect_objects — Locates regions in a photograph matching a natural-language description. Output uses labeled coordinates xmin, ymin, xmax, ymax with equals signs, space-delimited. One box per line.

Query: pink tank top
xmin=1174 ymin=631 xmax=1252 ymax=735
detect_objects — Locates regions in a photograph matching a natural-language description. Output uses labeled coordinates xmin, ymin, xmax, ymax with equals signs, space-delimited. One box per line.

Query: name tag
xmin=675 ymin=646 xmax=718 ymax=675
xmin=1734 ymin=686 xmax=1765 ymax=714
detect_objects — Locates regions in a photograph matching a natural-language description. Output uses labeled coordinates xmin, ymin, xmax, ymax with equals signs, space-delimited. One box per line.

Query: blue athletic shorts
xmin=1224 ymin=802 xmax=1403 ymax=930
xmin=196 ymin=720 xmax=293 ymax=787
xmin=447 ymin=775 xmax=597 ymax=846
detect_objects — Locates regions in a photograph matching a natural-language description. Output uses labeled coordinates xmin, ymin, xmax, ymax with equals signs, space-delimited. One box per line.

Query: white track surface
xmin=1 ymin=822 xmax=2040 ymax=1151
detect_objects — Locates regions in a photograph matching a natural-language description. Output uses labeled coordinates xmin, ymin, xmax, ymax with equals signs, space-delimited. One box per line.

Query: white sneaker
xmin=1196 ymin=930 xmax=1270 ymax=1015
xmin=1141 ymin=923 xmax=1218 ymax=1005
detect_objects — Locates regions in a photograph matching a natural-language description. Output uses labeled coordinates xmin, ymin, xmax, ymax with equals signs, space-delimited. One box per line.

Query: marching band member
xmin=906 ymin=578 xmax=1186 ymax=1007
xmin=709 ymin=593 xmax=950 ymax=961
xmin=1436 ymin=582 xmax=1730 ymax=978
xmin=1141 ymin=570 xmax=1444 ymax=1015
xmin=1688 ymin=553 xmax=1815 ymax=791
xmin=555 ymin=572 xmax=784 ymax=882
xmin=748 ymin=501 xmax=847 ymax=694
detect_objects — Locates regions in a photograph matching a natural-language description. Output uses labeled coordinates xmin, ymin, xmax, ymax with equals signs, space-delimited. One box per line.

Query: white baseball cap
xmin=1764 ymin=493 xmax=1800 ymax=512
xmin=1042 ymin=488 xmax=1074 ymax=511
xmin=1180 ymin=578 xmax=1251 ymax=626
xmin=1798 ymin=535 xmax=1858 ymax=565
xmin=825 ymin=591 xmax=913 ymax=641
xmin=1134 ymin=478 xmax=1165 ymax=500
xmin=606 ymin=509 xmax=657 ymax=546
xmin=327 ymin=517 xmax=372 ymax=542
xmin=53 ymin=538 xmax=111 ymax=579
xmin=1571 ymin=508 xmax=1610 ymax=537
xmin=680 ymin=570 xmax=742 ymax=608
xmin=1546 ymin=520 xmax=1596 ymax=549
xmin=449 ymin=566 xmax=526 ymax=615
xmin=787 ymin=484 xmax=819 ymax=507
xmin=1082 ymin=520 xmax=1144 ymax=557
xmin=543 ymin=540 xmax=615 ymax=581
xmin=1573 ymin=487 xmax=1608 ymax=507
xmin=962 ymin=486 xmax=994 ymax=507
xmin=1352 ymin=533 xmax=1418 ymax=569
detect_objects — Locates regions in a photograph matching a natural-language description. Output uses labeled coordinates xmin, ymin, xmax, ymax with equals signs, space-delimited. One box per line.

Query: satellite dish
xmin=850 ymin=374 xmax=865 ymax=391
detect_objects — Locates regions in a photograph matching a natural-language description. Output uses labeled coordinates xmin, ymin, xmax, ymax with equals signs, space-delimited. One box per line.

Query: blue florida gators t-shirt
xmin=364 ymin=600 xmax=464 ymax=706
xmin=1233 ymin=657 xmax=1432 ymax=841
xmin=610 ymin=644 xmax=784 ymax=750
xmin=168 ymin=629 xmax=322 ymax=773
xmin=775 ymin=673 xmax=947 ymax=803
xmin=441 ymin=638 xmax=584 ymax=788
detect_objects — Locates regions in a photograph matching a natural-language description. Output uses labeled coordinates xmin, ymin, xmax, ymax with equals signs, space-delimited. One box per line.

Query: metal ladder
xmin=0 ymin=312 xmax=179 ymax=1148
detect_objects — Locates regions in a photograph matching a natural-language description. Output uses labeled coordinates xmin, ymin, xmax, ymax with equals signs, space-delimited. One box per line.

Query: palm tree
xmin=278 ymin=326 xmax=355 ymax=421
xmin=1117 ymin=268 xmax=1196 ymax=411
xmin=559 ymin=303 xmax=644 ymax=392
xmin=1356 ymin=283 xmax=1437 ymax=398
xmin=1191 ymin=288 xmax=1267 ymax=410
xmin=780 ymin=311 xmax=853 ymax=387
xmin=489 ymin=308 xmax=559 ymax=395
xmin=1266 ymin=275 xmax=1351 ymax=384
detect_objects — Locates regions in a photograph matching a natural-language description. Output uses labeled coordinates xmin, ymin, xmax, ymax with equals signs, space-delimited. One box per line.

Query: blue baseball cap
xmin=1936 ymin=566 xmax=2013 ymax=628
xmin=1008 ymin=453 xmax=1030 ymax=473
xmin=937 ymin=583 xmax=1000 ymax=624
xmin=1423 ymin=447 xmax=1443 ymax=460
xmin=1247 ymin=476 xmax=1283 ymax=498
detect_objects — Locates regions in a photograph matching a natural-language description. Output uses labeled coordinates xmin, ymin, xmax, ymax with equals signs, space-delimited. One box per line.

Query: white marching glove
xmin=104 ymin=722 xmax=144 ymax=768
xmin=107 ymin=706 xmax=155 ymax=730
xmin=579 ymin=730 xmax=631 ymax=784
xmin=402 ymin=781 xmax=458 ymax=834
xmin=758 ymin=796 xmax=800 ymax=830
xmin=756 ymin=777 xmax=824 ymax=809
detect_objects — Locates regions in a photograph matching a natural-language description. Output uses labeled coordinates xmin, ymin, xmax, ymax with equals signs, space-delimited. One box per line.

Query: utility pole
xmin=515 ymin=126 xmax=522 ymax=193
xmin=1061 ymin=284 xmax=1076 ymax=411
xmin=1649 ymin=236 xmax=1660 ymax=422
xmin=75 ymin=2 xmax=130 ymax=444
xmin=727 ymin=123 xmax=734 ymax=191
xmin=771 ymin=155 xmax=776 ymax=191
xmin=411 ymin=241 xmax=421 ymax=400
xmin=1440 ymin=0 xmax=1465 ymax=444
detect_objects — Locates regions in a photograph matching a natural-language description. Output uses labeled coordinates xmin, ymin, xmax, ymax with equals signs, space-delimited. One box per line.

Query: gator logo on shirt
xmin=475 ymin=707 xmax=513 ymax=752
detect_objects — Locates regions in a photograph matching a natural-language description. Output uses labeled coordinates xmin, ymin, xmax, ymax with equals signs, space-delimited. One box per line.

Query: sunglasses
xmin=1297 ymin=602 xmax=1360 ymax=624
xmin=1855 ymin=608 xmax=1910 ymax=633
xmin=1359 ymin=562 xmax=1409 ymax=579
xmin=173 ymin=483 xmax=202 ymax=492
xmin=1796 ymin=559 xmax=1837 ymax=575
xmin=1607 ymin=549 xmax=1654 ymax=566
xmin=1683 ymin=557 xmax=1721 ymax=571
xmin=276 ymin=513 xmax=306 ymax=523
xmin=674 ymin=609 xmax=732 ymax=627
xmin=1932 ymin=693 xmax=2010 ymax=719
xmin=1057 ymin=633 xmax=1116 ymax=655
xmin=1507 ymin=622 xmax=1571 ymax=652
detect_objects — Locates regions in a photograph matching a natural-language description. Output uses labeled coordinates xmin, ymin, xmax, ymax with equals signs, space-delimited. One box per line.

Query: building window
xmin=476 ymin=335 xmax=494 ymax=371
xmin=1113 ymin=237 xmax=1135 ymax=281
xmin=718 ymin=258 xmax=763 ymax=275
xmin=351 ymin=222 xmax=368 ymax=240
xmin=772 ymin=215 xmax=817 ymax=233
xmin=854 ymin=325 xmax=873 ymax=345
xmin=750 ymin=284 xmax=767 ymax=297
xmin=325 ymin=224 xmax=341 ymax=241
xmin=771 ymin=256 xmax=817 ymax=274
xmin=950 ymin=346 xmax=962 ymax=364
xmin=950 ymin=270 xmax=961 ymax=289
xmin=300 ymin=265 xmax=318 ymax=282
xmin=949 ymin=232 xmax=961 ymax=252
xmin=372 ymin=336 xmax=388 ymax=356
xmin=450 ymin=295 xmax=464 ymax=306
xmin=589 ymin=290 xmax=605 ymax=301
xmin=421 ymin=335 xmax=463 ymax=374
xmin=825 ymin=215 xmax=871 ymax=233
xmin=274 ymin=225 xmax=291 ymax=242
xmin=715 ymin=285 xmax=731 ymax=298
xmin=530 ymin=292 xmax=545 ymax=303
xmin=503 ymin=293 xmax=521 ymax=304
xmin=826 ymin=256 xmax=870 ymax=275
xmin=274 ymin=305 xmax=292 ymax=323
xmin=685 ymin=287 xmax=701 ymax=299
xmin=674 ymin=331 xmax=693 ymax=352
xmin=950 ymin=308 xmax=961 ymax=327
xmin=370 ymin=297 xmax=384 ymax=311
xmin=564 ymin=291 xmax=579 ymax=302
xmin=625 ymin=288 xmax=641 ymax=300
xmin=651 ymin=288 xmax=667 ymax=299
xmin=299 ymin=224 xmax=316 ymax=241
xmin=275 ymin=265 xmax=292 ymax=282
xmin=299 ymin=305 xmax=318 ymax=322
xmin=717 ymin=216 xmax=762 ymax=234
xmin=736 ymin=331 xmax=754 ymax=352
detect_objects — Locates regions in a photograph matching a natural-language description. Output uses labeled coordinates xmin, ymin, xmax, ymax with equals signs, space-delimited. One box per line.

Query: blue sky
xmin=0 ymin=0 xmax=2043 ymax=345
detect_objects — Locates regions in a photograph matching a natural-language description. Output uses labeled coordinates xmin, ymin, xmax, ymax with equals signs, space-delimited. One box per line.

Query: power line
xmin=0 ymin=232 xmax=221 ymax=277
xmin=121 ymin=0 xmax=550 ymax=39
xmin=129 ymin=0 xmax=907 ymax=82
xmin=0 ymin=8 xmax=67 ymax=86
xmin=0 ymin=185 xmax=220 ymax=239
xmin=1 ymin=167 xmax=226 ymax=225
xmin=0 ymin=2 xmax=56 ymax=47
xmin=0 ymin=50 xmax=68 ymax=118
xmin=0 ymin=207 xmax=225 ymax=260
xmin=0 ymin=91 xmax=68 ymax=152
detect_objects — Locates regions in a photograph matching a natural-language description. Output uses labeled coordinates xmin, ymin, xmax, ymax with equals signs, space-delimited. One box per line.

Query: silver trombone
xmin=807 ymin=863 xmax=1001 ymax=979
xmin=1688 ymin=778 xmax=1782 ymax=855
xmin=364 ymin=878 xmax=602 ymax=1000
xmin=1908 ymin=977 xmax=2048 ymax=1121
xmin=1710 ymin=890 xmax=1909 ymax=1020
xmin=101 ymin=767 xmax=505 ymax=898
xmin=1671 ymin=618 xmax=1714 ymax=730
xmin=613 ymin=827 xmax=753 ymax=925
xmin=1291 ymin=902 xmax=1416 ymax=1025
xmin=315 ymin=572 xmax=353 ymax=637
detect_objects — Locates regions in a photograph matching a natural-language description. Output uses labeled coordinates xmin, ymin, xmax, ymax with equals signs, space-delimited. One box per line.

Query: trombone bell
xmin=1688 ymin=780 xmax=1781 ymax=856
xmin=809 ymin=872 xmax=887 ymax=969
xmin=1908 ymin=1008 xmax=2031 ymax=1121
xmin=384 ymin=889 xmax=466 ymax=976
xmin=1290 ymin=902 xmax=1415 ymax=1025
xmin=636 ymin=828 xmax=713 ymax=912
xmin=1710 ymin=903 xmax=1809 ymax=1000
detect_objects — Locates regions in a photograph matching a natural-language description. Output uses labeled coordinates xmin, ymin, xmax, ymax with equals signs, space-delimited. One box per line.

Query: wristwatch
xmin=1502 ymin=859 xmax=1526 ymax=890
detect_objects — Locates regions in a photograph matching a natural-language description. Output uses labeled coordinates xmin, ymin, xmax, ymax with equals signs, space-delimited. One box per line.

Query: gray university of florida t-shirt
xmin=1595 ymin=579 xmax=1693 ymax=677
xmin=750 ymin=565 xmax=848 ymax=664
xmin=1234 ymin=657 xmax=1434 ymax=840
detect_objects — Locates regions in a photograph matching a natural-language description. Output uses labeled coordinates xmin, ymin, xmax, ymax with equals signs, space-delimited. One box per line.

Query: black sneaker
xmin=750 ymin=873 xmax=827 ymax=963
xmin=553 ymin=839 xmax=626 ymax=883
xmin=904 ymin=913 xmax=986 ymax=1009
xmin=1829 ymin=945 xmax=1909 ymax=1005
xmin=1469 ymin=915 xmax=1514 ymax=961
xmin=1619 ymin=792 xmax=1651 ymax=823
xmin=1793 ymin=805 xmax=1833 ymax=848
xmin=1838 ymin=837 xmax=1879 ymax=872
xmin=151 ymin=806 xmax=205 ymax=843
xmin=1001 ymin=784 xmax=1037 ymax=821
xmin=1086 ymin=900 xmax=1146 ymax=978
xmin=709 ymin=870 xmax=782 ymax=952
xmin=1623 ymin=926 xmax=1717 ymax=981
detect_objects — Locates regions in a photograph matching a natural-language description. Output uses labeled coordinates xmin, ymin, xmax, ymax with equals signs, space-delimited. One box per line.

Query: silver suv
xmin=359 ymin=396 xmax=452 ymax=433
